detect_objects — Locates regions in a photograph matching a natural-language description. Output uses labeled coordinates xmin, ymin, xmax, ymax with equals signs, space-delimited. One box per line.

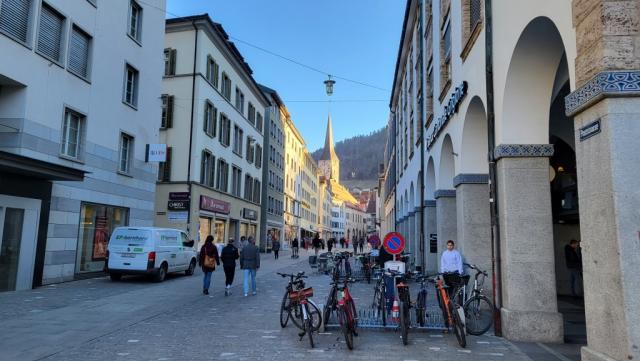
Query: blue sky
xmin=166 ymin=0 xmax=405 ymax=152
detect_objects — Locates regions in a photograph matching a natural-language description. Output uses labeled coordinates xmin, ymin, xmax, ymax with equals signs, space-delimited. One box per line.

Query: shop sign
xmin=426 ymin=81 xmax=468 ymax=149
xmin=200 ymin=195 xmax=230 ymax=214
xmin=168 ymin=200 xmax=189 ymax=211
xmin=169 ymin=192 xmax=190 ymax=200
xmin=145 ymin=143 xmax=167 ymax=162
xmin=579 ymin=119 xmax=601 ymax=142
xmin=168 ymin=211 xmax=188 ymax=222
xmin=243 ymin=208 xmax=257 ymax=220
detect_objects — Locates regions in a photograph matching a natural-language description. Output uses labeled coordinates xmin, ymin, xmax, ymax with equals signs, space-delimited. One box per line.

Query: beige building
xmin=299 ymin=151 xmax=319 ymax=239
xmin=155 ymin=15 xmax=269 ymax=250
xmin=387 ymin=1 xmax=640 ymax=360
xmin=283 ymin=115 xmax=304 ymax=243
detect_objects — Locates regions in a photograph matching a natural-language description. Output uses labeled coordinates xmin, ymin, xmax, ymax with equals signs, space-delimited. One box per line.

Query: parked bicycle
xmin=431 ymin=273 xmax=466 ymax=348
xmin=356 ymin=253 xmax=372 ymax=283
xmin=323 ymin=253 xmax=355 ymax=330
xmin=332 ymin=277 xmax=358 ymax=350
xmin=458 ymin=263 xmax=494 ymax=336
xmin=389 ymin=269 xmax=411 ymax=345
xmin=278 ymin=272 xmax=321 ymax=332
xmin=414 ymin=273 xmax=431 ymax=327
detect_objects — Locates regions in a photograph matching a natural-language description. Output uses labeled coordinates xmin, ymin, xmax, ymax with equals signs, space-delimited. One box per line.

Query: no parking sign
xmin=383 ymin=232 xmax=406 ymax=255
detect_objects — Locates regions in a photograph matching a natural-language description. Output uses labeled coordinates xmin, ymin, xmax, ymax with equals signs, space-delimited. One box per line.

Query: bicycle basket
xmin=289 ymin=287 xmax=314 ymax=301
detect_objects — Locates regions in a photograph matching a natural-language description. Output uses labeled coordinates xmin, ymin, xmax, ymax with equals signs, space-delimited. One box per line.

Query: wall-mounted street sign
xmin=426 ymin=81 xmax=468 ymax=149
xmin=169 ymin=192 xmax=190 ymax=200
xmin=168 ymin=200 xmax=189 ymax=211
xmin=145 ymin=144 xmax=167 ymax=162
xmin=579 ymin=119 xmax=601 ymax=142
xmin=242 ymin=208 xmax=257 ymax=220
xmin=168 ymin=211 xmax=188 ymax=222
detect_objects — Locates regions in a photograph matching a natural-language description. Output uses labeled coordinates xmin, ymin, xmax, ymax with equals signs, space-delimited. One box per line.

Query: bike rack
xmin=324 ymin=305 xmax=448 ymax=331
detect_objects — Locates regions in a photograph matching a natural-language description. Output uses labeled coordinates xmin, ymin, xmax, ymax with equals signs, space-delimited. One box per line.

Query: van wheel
xmin=110 ymin=273 xmax=122 ymax=281
xmin=154 ymin=264 xmax=167 ymax=282
xmin=185 ymin=259 xmax=196 ymax=276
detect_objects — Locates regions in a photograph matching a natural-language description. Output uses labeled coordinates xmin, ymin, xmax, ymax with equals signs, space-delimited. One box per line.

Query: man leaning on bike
xmin=440 ymin=239 xmax=464 ymax=327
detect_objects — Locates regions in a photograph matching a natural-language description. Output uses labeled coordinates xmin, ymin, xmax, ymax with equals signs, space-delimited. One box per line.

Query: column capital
xmin=494 ymin=144 xmax=554 ymax=160
xmin=434 ymin=189 xmax=456 ymax=199
xmin=565 ymin=70 xmax=640 ymax=116
xmin=453 ymin=173 xmax=489 ymax=188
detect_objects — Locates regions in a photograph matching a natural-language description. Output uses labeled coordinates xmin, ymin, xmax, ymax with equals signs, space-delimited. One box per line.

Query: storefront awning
xmin=0 ymin=150 xmax=86 ymax=181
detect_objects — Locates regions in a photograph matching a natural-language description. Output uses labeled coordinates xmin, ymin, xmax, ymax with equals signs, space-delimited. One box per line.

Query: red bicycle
xmin=333 ymin=277 xmax=358 ymax=350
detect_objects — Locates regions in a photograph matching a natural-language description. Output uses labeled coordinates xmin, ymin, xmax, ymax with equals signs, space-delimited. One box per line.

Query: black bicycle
xmin=414 ymin=273 xmax=430 ymax=327
xmin=278 ymin=272 xmax=321 ymax=331
xmin=324 ymin=253 xmax=356 ymax=331
xmin=459 ymin=263 xmax=494 ymax=335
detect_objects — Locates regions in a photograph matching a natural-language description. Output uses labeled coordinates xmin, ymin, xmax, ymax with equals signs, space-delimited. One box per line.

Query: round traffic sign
xmin=368 ymin=234 xmax=381 ymax=248
xmin=383 ymin=232 xmax=406 ymax=255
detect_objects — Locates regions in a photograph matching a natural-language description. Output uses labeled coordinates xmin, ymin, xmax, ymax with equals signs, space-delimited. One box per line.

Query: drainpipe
xmin=484 ymin=0 xmax=503 ymax=336
xmin=418 ymin=0 xmax=426 ymax=272
xmin=186 ymin=21 xmax=199 ymax=236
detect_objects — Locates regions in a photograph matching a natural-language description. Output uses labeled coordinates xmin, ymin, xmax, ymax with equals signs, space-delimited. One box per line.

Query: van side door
xmin=157 ymin=230 xmax=178 ymax=271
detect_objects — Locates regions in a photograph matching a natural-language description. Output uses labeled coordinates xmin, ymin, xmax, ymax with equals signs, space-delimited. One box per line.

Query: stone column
xmin=408 ymin=211 xmax=416 ymax=261
xmin=495 ymin=145 xmax=563 ymax=343
xmin=435 ymin=190 xmax=457 ymax=272
xmin=454 ymin=174 xmax=493 ymax=295
xmin=424 ymin=200 xmax=438 ymax=273
xmin=414 ymin=206 xmax=423 ymax=270
xmin=568 ymin=2 xmax=640 ymax=359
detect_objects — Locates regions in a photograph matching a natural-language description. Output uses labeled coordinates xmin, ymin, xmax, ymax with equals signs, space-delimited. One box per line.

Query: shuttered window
xmin=0 ymin=0 xmax=32 ymax=43
xmin=69 ymin=25 xmax=91 ymax=78
xmin=161 ymin=94 xmax=173 ymax=128
xmin=158 ymin=147 xmax=172 ymax=182
xmin=37 ymin=3 xmax=64 ymax=62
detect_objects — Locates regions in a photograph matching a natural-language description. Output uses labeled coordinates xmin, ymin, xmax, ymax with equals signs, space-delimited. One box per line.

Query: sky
xmin=165 ymin=0 xmax=405 ymax=152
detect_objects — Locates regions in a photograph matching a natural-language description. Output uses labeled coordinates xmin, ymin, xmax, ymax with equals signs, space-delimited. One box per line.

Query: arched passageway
xmin=425 ymin=158 xmax=438 ymax=272
xmin=435 ymin=135 xmax=457 ymax=271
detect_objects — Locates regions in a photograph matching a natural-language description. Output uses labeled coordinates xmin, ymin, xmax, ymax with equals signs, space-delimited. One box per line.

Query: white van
xmin=106 ymin=227 xmax=197 ymax=282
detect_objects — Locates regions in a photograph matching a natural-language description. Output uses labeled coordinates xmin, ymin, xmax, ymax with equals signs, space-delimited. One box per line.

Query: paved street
xmin=0 ymin=249 xmax=581 ymax=361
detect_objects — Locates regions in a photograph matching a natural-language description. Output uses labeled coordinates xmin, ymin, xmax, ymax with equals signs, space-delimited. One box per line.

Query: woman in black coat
xmin=199 ymin=236 xmax=220 ymax=295
xmin=220 ymin=239 xmax=240 ymax=296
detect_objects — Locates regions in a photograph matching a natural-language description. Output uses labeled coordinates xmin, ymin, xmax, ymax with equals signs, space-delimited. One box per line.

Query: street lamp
xmin=324 ymin=75 xmax=335 ymax=96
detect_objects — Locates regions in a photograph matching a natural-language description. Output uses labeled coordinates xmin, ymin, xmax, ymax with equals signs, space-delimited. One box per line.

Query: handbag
xmin=204 ymin=254 xmax=216 ymax=269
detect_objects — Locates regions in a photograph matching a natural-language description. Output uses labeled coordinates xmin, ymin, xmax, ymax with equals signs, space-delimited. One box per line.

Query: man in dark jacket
xmin=312 ymin=234 xmax=322 ymax=256
xmin=220 ymin=239 xmax=239 ymax=296
xmin=240 ymin=236 xmax=260 ymax=297
xmin=565 ymin=239 xmax=582 ymax=297
xmin=291 ymin=238 xmax=299 ymax=258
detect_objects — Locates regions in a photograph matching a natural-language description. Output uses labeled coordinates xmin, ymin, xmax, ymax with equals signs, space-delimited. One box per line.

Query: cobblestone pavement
xmin=0 ymin=249 xmax=581 ymax=361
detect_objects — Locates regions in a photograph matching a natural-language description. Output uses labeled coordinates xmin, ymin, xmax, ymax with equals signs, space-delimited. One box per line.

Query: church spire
xmin=320 ymin=114 xmax=338 ymax=161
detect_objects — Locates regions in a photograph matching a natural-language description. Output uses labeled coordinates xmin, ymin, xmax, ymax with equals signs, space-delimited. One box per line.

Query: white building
xmin=0 ymin=0 xmax=165 ymax=290
xmin=155 ymin=15 xmax=269 ymax=251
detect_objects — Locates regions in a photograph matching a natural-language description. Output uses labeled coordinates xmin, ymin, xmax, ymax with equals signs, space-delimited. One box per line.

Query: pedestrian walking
xmin=239 ymin=236 xmax=248 ymax=252
xmin=359 ymin=237 xmax=364 ymax=253
xmin=292 ymin=238 xmax=299 ymax=258
xmin=565 ymin=239 xmax=583 ymax=298
xmin=352 ymin=237 xmax=358 ymax=254
xmin=339 ymin=237 xmax=345 ymax=248
xmin=198 ymin=235 xmax=220 ymax=295
xmin=327 ymin=238 xmax=334 ymax=253
xmin=312 ymin=233 xmax=322 ymax=256
xmin=240 ymin=236 xmax=260 ymax=297
xmin=272 ymin=238 xmax=281 ymax=259
xmin=220 ymin=238 xmax=239 ymax=296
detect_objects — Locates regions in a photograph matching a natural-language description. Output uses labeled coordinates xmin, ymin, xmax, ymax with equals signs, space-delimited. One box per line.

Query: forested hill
xmin=311 ymin=126 xmax=387 ymax=187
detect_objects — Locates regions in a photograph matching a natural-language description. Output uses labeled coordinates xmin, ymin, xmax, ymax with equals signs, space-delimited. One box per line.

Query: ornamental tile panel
xmin=494 ymin=144 xmax=554 ymax=159
xmin=565 ymin=70 xmax=640 ymax=116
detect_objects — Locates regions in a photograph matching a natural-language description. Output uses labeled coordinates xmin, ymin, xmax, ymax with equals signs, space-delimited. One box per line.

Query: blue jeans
xmin=243 ymin=268 xmax=257 ymax=295
xmin=203 ymin=271 xmax=213 ymax=290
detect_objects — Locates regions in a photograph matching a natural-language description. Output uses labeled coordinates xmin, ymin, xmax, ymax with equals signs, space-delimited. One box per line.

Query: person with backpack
xmin=240 ymin=236 xmax=260 ymax=297
xmin=199 ymin=235 xmax=220 ymax=295
xmin=220 ymin=238 xmax=239 ymax=296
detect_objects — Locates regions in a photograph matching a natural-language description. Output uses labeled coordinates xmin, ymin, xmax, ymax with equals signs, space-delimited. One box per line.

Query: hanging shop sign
xmin=242 ymin=208 xmax=257 ymax=220
xmin=169 ymin=192 xmax=190 ymax=200
xmin=145 ymin=144 xmax=167 ymax=162
xmin=200 ymin=195 xmax=230 ymax=214
xmin=426 ymin=81 xmax=468 ymax=149
xmin=579 ymin=119 xmax=601 ymax=142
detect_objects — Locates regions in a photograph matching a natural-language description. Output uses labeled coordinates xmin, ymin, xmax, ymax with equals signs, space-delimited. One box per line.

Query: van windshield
xmin=110 ymin=229 xmax=152 ymax=245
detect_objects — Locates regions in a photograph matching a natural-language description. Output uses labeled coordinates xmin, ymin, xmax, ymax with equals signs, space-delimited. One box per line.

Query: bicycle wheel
xmin=379 ymin=285 xmax=387 ymax=326
xmin=305 ymin=316 xmax=315 ymax=348
xmin=449 ymin=302 xmax=467 ymax=348
xmin=399 ymin=300 xmax=409 ymax=345
xmin=280 ymin=292 xmax=290 ymax=328
xmin=348 ymin=298 xmax=358 ymax=330
xmin=307 ymin=299 xmax=322 ymax=331
xmin=464 ymin=295 xmax=494 ymax=336
xmin=338 ymin=307 xmax=354 ymax=350
xmin=323 ymin=289 xmax=335 ymax=331
xmin=290 ymin=303 xmax=304 ymax=330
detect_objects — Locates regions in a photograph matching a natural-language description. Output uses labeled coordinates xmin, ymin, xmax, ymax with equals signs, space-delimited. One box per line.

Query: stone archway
xmin=425 ymin=157 xmax=438 ymax=272
xmin=456 ymin=96 xmax=492 ymax=295
xmin=435 ymin=135 xmax=457 ymax=271
xmin=497 ymin=16 xmax=568 ymax=343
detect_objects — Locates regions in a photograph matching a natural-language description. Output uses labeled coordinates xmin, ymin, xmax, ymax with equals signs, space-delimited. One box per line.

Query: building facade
xmin=0 ymin=0 xmax=165 ymax=290
xmin=345 ymin=202 xmax=367 ymax=243
xmin=299 ymin=151 xmax=318 ymax=239
xmin=258 ymin=85 xmax=285 ymax=252
xmin=317 ymin=177 xmax=333 ymax=240
xmin=283 ymin=115 xmax=304 ymax=244
xmin=156 ymin=15 xmax=270 ymax=251
xmin=389 ymin=0 xmax=640 ymax=359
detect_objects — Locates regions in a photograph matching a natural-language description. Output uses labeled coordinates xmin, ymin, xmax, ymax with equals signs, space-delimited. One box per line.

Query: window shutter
xmin=162 ymin=147 xmax=172 ymax=181
xmin=166 ymin=96 xmax=174 ymax=128
xmin=0 ymin=0 xmax=31 ymax=43
xmin=38 ymin=4 xmax=64 ymax=61
xmin=69 ymin=26 xmax=90 ymax=77
xmin=170 ymin=49 xmax=177 ymax=75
